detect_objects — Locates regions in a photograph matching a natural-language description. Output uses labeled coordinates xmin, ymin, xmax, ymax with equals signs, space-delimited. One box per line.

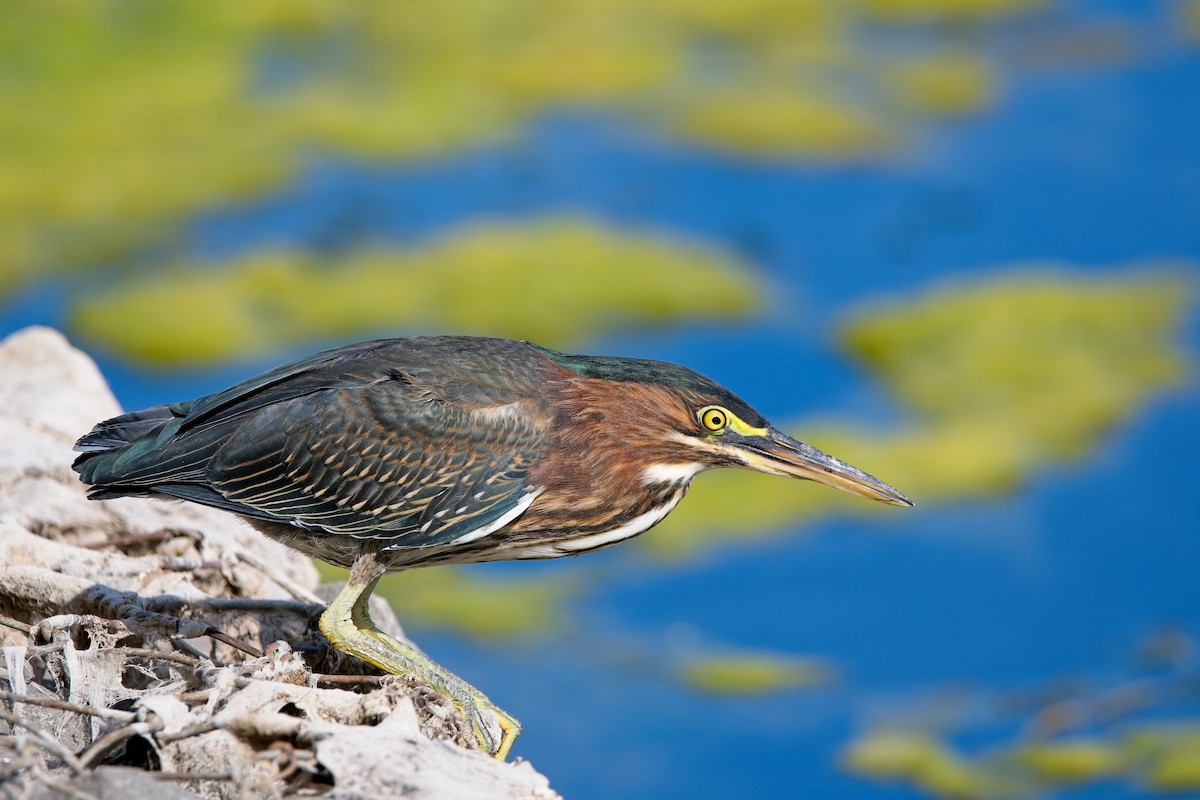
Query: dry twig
xmin=0 ymin=707 xmax=86 ymax=774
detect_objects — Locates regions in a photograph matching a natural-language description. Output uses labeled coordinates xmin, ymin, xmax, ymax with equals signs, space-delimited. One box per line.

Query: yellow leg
xmin=319 ymin=553 xmax=521 ymax=759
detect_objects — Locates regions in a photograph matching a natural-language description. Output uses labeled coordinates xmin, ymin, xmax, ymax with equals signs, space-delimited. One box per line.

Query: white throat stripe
xmin=641 ymin=462 xmax=703 ymax=485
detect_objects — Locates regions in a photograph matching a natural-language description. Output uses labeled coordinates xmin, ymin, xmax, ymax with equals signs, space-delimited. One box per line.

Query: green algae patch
xmin=70 ymin=217 xmax=758 ymax=365
xmin=1180 ymin=0 xmax=1200 ymax=42
xmin=676 ymin=651 xmax=834 ymax=695
xmin=842 ymin=723 xmax=1200 ymax=798
xmin=888 ymin=53 xmax=998 ymax=117
xmin=311 ymin=557 xmax=573 ymax=641
xmin=864 ymin=0 xmax=1046 ymax=23
xmin=841 ymin=730 xmax=1017 ymax=799
xmin=843 ymin=730 xmax=952 ymax=778
xmin=842 ymin=269 xmax=1192 ymax=461
xmin=1125 ymin=725 xmax=1200 ymax=792
xmin=842 ymin=729 xmax=1133 ymax=799
xmin=1145 ymin=746 xmax=1200 ymax=792
xmin=1011 ymin=739 xmax=1127 ymax=783
xmin=839 ymin=664 xmax=1200 ymax=800
xmin=672 ymin=85 xmax=893 ymax=160
xmin=5 ymin=0 xmax=1147 ymax=295
xmin=643 ymin=269 xmax=1192 ymax=560
xmin=0 ymin=2 xmax=295 ymax=290
xmin=375 ymin=568 xmax=575 ymax=640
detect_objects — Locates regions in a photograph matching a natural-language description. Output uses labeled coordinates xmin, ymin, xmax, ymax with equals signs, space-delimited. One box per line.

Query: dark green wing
xmin=201 ymin=381 xmax=545 ymax=547
xmin=74 ymin=339 xmax=398 ymax=457
xmin=75 ymin=337 xmax=552 ymax=549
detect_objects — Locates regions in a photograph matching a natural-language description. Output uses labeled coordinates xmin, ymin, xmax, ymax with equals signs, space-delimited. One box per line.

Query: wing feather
xmin=75 ymin=337 xmax=556 ymax=551
xmin=206 ymin=381 xmax=545 ymax=548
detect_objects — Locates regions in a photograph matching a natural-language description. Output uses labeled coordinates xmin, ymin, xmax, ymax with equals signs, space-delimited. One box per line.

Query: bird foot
xmin=448 ymin=683 xmax=521 ymax=760
xmin=319 ymin=559 xmax=522 ymax=758
xmin=319 ymin=599 xmax=521 ymax=757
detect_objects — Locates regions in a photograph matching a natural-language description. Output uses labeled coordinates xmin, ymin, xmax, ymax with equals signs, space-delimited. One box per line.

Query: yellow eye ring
xmin=699 ymin=406 xmax=729 ymax=432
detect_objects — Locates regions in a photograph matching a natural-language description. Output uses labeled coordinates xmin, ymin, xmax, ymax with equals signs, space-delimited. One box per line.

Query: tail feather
xmin=72 ymin=403 xmax=215 ymax=490
xmin=73 ymin=403 xmax=285 ymax=528
xmin=73 ymin=405 xmax=177 ymax=453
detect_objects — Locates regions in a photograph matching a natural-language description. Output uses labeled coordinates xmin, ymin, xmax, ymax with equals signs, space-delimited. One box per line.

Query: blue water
xmin=4 ymin=9 xmax=1199 ymax=800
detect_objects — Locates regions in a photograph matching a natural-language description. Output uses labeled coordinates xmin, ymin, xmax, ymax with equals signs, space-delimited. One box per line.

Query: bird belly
xmin=499 ymin=487 xmax=687 ymax=560
xmin=248 ymin=485 xmax=689 ymax=571
xmin=247 ymin=519 xmax=365 ymax=568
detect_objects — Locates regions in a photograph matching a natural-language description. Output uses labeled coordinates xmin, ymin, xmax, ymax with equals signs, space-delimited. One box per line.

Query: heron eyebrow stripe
xmin=710 ymin=408 xmax=767 ymax=437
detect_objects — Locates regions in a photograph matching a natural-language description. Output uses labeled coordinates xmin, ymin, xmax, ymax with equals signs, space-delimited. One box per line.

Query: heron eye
xmin=699 ymin=406 xmax=729 ymax=432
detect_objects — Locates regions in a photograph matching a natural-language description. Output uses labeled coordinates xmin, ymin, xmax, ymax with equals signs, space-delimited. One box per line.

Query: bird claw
xmin=447 ymin=683 xmax=521 ymax=759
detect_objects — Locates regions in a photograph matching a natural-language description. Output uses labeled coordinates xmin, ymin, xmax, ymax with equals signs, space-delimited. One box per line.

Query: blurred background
xmin=2 ymin=1 xmax=1199 ymax=797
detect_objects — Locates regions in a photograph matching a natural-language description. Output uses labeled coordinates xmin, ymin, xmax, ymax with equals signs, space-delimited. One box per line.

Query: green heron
xmin=73 ymin=335 xmax=910 ymax=758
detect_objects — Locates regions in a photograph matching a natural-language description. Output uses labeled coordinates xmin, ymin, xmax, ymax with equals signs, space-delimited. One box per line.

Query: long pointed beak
xmin=738 ymin=426 xmax=912 ymax=507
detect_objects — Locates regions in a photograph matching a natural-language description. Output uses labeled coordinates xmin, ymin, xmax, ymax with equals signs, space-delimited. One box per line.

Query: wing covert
xmin=205 ymin=379 xmax=546 ymax=549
